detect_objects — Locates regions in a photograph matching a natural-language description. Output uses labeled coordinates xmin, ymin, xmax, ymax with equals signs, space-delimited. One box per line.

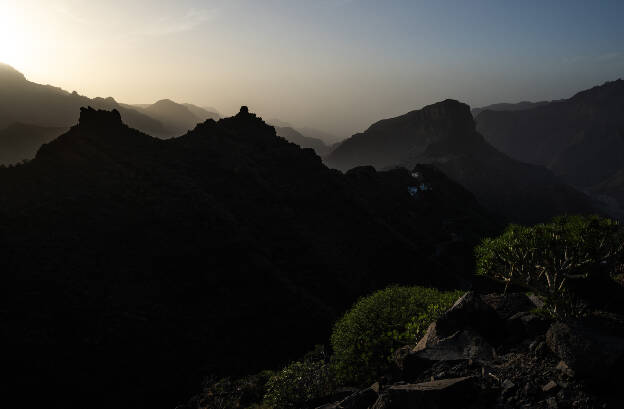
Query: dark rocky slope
xmin=325 ymin=100 xmax=594 ymax=224
xmin=315 ymin=292 xmax=624 ymax=409
xmin=0 ymin=106 xmax=496 ymax=409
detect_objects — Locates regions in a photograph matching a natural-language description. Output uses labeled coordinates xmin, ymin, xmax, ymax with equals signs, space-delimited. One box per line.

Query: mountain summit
xmin=326 ymin=100 xmax=595 ymax=223
xmin=326 ymin=100 xmax=479 ymax=171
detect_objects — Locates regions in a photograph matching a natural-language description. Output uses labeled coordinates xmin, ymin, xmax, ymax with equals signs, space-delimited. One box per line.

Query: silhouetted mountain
xmin=475 ymin=80 xmax=624 ymax=188
xmin=0 ymin=63 xmax=166 ymax=135
xmin=0 ymin=122 xmax=67 ymax=165
xmin=325 ymin=100 xmax=595 ymax=223
xmin=471 ymin=101 xmax=550 ymax=117
xmin=301 ymin=125 xmax=343 ymax=144
xmin=1 ymin=106 xmax=496 ymax=409
xmin=275 ymin=126 xmax=331 ymax=155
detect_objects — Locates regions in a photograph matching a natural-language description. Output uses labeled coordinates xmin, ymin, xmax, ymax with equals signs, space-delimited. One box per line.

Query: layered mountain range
xmin=0 ymin=106 xmax=496 ymax=409
xmin=0 ymin=63 xmax=219 ymax=164
xmin=325 ymin=99 xmax=595 ymax=223
xmin=474 ymin=79 xmax=624 ymax=218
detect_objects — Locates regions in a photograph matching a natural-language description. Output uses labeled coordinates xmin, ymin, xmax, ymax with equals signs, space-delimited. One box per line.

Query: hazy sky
xmin=1 ymin=0 xmax=623 ymax=136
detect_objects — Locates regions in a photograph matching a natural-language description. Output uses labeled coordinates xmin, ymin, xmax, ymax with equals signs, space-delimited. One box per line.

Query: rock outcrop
xmin=318 ymin=292 xmax=623 ymax=409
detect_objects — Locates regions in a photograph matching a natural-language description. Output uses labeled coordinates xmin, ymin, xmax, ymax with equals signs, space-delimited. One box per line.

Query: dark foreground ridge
xmin=0 ymin=106 xmax=496 ymax=409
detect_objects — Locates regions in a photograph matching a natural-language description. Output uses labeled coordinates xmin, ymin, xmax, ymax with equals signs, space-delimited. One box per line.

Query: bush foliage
xmin=263 ymin=349 xmax=336 ymax=409
xmin=330 ymin=286 xmax=462 ymax=386
xmin=476 ymin=215 xmax=624 ymax=315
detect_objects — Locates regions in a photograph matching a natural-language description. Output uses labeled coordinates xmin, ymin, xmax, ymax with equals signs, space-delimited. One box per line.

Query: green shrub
xmin=330 ymin=286 xmax=462 ymax=386
xmin=476 ymin=214 xmax=623 ymax=316
xmin=263 ymin=350 xmax=336 ymax=409
xmin=192 ymin=370 xmax=275 ymax=409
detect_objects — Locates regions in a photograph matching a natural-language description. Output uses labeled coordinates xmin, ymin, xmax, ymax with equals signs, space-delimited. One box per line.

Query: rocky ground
xmin=317 ymin=292 xmax=624 ymax=409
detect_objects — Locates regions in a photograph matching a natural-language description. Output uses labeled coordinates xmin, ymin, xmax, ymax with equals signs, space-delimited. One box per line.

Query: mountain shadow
xmin=0 ymin=106 xmax=496 ymax=409
xmin=325 ymin=99 xmax=596 ymax=224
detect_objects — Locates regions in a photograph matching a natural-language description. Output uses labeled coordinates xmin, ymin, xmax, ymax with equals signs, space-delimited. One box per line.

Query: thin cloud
xmin=140 ymin=8 xmax=218 ymax=37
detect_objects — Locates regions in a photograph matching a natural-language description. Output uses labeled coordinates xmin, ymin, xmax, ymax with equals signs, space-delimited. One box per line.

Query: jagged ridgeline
xmin=0 ymin=107 xmax=496 ymax=409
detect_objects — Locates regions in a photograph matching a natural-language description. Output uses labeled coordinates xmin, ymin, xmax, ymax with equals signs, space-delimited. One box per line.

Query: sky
xmin=1 ymin=0 xmax=623 ymax=137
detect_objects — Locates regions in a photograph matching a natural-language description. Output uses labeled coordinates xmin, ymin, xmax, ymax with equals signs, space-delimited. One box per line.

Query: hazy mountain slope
xmin=182 ymin=103 xmax=220 ymax=121
xmin=140 ymin=99 xmax=205 ymax=136
xmin=275 ymin=126 xmax=330 ymax=155
xmin=0 ymin=106 xmax=495 ymax=409
xmin=0 ymin=122 xmax=67 ymax=165
xmin=471 ymin=101 xmax=550 ymax=117
xmin=0 ymin=63 xmax=166 ymax=136
xmin=301 ymin=126 xmax=343 ymax=144
xmin=325 ymin=99 xmax=595 ymax=224
xmin=475 ymin=79 xmax=624 ymax=188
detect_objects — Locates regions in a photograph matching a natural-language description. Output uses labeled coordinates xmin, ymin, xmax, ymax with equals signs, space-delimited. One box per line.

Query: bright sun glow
xmin=0 ymin=4 xmax=33 ymax=69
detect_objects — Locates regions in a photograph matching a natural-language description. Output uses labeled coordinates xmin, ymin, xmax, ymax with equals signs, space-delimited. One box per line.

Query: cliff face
xmin=0 ymin=106 xmax=495 ymax=409
xmin=325 ymin=100 xmax=595 ymax=224
xmin=326 ymin=100 xmax=481 ymax=172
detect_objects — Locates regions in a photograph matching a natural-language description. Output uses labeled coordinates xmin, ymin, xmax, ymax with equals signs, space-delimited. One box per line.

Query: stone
xmin=385 ymin=377 xmax=476 ymax=409
xmin=542 ymin=380 xmax=558 ymax=393
xmin=546 ymin=322 xmax=624 ymax=379
xmin=501 ymin=379 xmax=516 ymax=398
xmin=481 ymin=293 xmax=541 ymax=320
xmin=436 ymin=292 xmax=503 ymax=343
xmin=555 ymin=361 xmax=575 ymax=378
xmin=506 ymin=311 xmax=549 ymax=341
xmin=546 ymin=396 xmax=558 ymax=408
xmin=401 ymin=328 xmax=494 ymax=380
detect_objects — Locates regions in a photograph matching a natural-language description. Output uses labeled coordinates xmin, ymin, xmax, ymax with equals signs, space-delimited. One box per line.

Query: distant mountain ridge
xmin=0 ymin=63 xmax=165 ymax=135
xmin=475 ymin=79 xmax=624 ymax=217
xmin=471 ymin=101 xmax=551 ymax=117
xmin=0 ymin=63 xmax=220 ymax=164
xmin=325 ymin=99 xmax=595 ymax=223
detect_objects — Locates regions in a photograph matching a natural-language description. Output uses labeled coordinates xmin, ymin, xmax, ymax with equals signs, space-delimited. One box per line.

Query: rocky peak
xmin=419 ymin=99 xmax=475 ymax=130
xmin=78 ymin=107 xmax=123 ymax=129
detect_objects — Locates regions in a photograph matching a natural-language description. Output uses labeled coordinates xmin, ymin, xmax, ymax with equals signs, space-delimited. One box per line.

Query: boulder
xmin=546 ymin=322 xmax=624 ymax=379
xmin=401 ymin=327 xmax=494 ymax=379
xmin=435 ymin=292 xmax=503 ymax=343
xmin=398 ymin=292 xmax=499 ymax=380
xmin=506 ymin=311 xmax=550 ymax=341
xmin=385 ymin=377 xmax=476 ymax=408
xmin=480 ymin=293 xmax=542 ymax=320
